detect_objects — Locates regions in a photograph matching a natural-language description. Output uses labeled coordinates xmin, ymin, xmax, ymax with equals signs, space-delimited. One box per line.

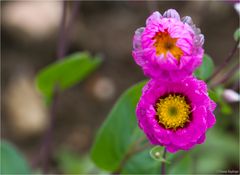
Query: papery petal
xmin=163 ymin=9 xmax=180 ymax=20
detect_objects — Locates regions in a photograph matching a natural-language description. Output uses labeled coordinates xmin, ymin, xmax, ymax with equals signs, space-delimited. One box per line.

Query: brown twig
xmin=60 ymin=1 xmax=81 ymax=58
xmin=161 ymin=147 xmax=167 ymax=175
xmin=41 ymin=88 xmax=59 ymax=173
xmin=39 ymin=1 xmax=80 ymax=173
xmin=57 ymin=1 xmax=68 ymax=59
xmin=206 ymin=39 xmax=239 ymax=83
xmin=209 ymin=63 xmax=239 ymax=88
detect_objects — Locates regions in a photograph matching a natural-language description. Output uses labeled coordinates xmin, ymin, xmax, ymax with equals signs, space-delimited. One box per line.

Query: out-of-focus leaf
xmin=234 ymin=28 xmax=240 ymax=41
xmin=91 ymin=81 xmax=149 ymax=172
xmin=0 ymin=140 xmax=31 ymax=174
xmin=208 ymin=86 xmax=224 ymax=104
xmin=122 ymin=148 xmax=160 ymax=174
xmin=36 ymin=52 xmax=102 ymax=103
xmin=209 ymin=86 xmax=233 ymax=115
xmin=169 ymin=154 xmax=192 ymax=174
xmin=208 ymin=89 xmax=219 ymax=103
xmin=195 ymin=153 xmax=225 ymax=174
xmin=192 ymin=128 xmax=239 ymax=174
xmin=220 ymin=103 xmax=233 ymax=115
xmin=56 ymin=148 xmax=97 ymax=174
xmin=194 ymin=54 xmax=214 ymax=80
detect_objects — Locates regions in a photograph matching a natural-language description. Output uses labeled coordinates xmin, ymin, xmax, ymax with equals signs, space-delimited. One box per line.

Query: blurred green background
xmin=1 ymin=1 xmax=239 ymax=174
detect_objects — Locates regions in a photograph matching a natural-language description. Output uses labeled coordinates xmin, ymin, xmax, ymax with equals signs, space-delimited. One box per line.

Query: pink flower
xmin=136 ymin=77 xmax=216 ymax=153
xmin=132 ymin=9 xmax=204 ymax=81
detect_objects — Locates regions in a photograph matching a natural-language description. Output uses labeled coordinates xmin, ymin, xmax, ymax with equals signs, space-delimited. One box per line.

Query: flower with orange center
xmin=132 ymin=9 xmax=204 ymax=81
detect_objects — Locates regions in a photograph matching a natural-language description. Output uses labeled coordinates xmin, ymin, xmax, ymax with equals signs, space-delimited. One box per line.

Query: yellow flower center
xmin=153 ymin=31 xmax=183 ymax=61
xmin=156 ymin=94 xmax=191 ymax=130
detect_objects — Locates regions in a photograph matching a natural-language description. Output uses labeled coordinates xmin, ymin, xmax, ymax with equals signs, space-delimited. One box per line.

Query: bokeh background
xmin=1 ymin=1 xmax=239 ymax=174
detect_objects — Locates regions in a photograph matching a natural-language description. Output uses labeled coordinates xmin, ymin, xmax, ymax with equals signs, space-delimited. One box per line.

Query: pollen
xmin=153 ymin=31 xmax=183 ymax=61
xmin=156 ymin=94 xmax=191 ymax=130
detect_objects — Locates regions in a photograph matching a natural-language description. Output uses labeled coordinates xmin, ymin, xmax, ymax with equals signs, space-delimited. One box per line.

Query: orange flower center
xmin=153 ymin=31 xmax=183 ymax=61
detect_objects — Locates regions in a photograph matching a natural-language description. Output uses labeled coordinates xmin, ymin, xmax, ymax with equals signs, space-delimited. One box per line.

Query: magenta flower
xmin=132 ymin=9 xmax=204 ymax=81
xmin=136 ymin=77 xmax=216 ymax=153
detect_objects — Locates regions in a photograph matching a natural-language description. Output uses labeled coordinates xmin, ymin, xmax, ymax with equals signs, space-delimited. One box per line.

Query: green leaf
xmin=36 ymin=52 xmax=102 ymax=102
xmin=209 ymin=86 xmax=233 ymax=116
xmin=90 ymin=81 xmax=147 ymax=172
xmin=56 ymin=148 xmax=98 ymax=174
xmin=220 ymin=103 xmax=233 ymax=115
xmin=122 ymin=148 xmax=160 ymax=174
xmin=0 ymin=140 xmax=31 ymax=174
xmin=169 ymin=154 xmax=192 ymax=174
xmin=234 ymin=28 xmax=240 ymax=41
xmin=194 ymin=54 xmax=214 ymax=80
xmin=208 ymin=86 xmax=224 ymax=103
xmin=192 ymin=128 xmax=239 ymax=174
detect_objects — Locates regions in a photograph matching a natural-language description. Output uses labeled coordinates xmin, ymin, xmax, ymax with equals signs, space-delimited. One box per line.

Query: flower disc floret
xmin=156 ymin=94 xmax=191 ymax=130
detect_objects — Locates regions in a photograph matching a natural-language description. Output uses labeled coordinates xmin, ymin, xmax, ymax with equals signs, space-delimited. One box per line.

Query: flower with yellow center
xmin=156 ymin=94 xmax=191 ymax=130
xmin=136 ymin=77 xmax=216 ymax=153
xmin=153 ymin=31 xmax=183 ymax=61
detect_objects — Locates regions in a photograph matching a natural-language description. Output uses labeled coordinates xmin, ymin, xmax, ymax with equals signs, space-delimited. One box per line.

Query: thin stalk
xmin=210 ymin=63 xmax=239 ymax=88
xmin=42 ymin=89 xmax=59 ymax=173
xmin=57 ymin=1 xmax=68 ymax=59
xmin=39 ymin=1 xmax=80 ymax=173
xmin=161 ymin=147 xmax=167 ymax=175
xmin=207 ymin=39 xmax=239 ymax=83
xmin=60 ymin=1 xmax=80 ymax=58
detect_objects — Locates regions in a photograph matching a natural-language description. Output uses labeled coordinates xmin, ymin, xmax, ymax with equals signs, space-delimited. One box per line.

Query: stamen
xmin=153 ymin=31 xmax=183 ymax=61
xmin=156 ymin=94 xmax=191 ymax=130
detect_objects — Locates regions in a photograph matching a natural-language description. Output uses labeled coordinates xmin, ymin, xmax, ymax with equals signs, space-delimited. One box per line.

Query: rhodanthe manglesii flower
xmin=136 ymin=77 xmax=216 ymax=153
xmin=132 ymin=9 xmax=204 ymax=81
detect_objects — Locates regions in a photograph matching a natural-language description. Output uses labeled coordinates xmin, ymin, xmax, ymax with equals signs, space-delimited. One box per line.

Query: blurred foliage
xmin=90 ymin=80 xmax=238 ymax=174
xmin=2 ymin=51 xmax=238 ymax=174
xmin=0 ymin=140 xmax=31 ymax=174
xmin=209 ymin=86 xmax=233 ymax=116
xmin=90 ymin=81 xmax=162 ymax=173
xmin=234 ymin=28 xmax=240 ymax=41
xmin=49 ymin=124 xmax=238 ymax=174
xmin=169 ymin=154 xmax=192 ymax=174
xmin=56 ymin=148 xmax=98 ymax=174
xmin=2 ymin=3 xmax=239 ymax=173
xmin=191 ymin=127 xmax=239 ymax=174
xmin=121 ymin=148 xmax=160 ymax=174
xmin=194 ymin=54 xmax=214 ymax=80
xmin=36 ymin=52 xmax=102 ymax=104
